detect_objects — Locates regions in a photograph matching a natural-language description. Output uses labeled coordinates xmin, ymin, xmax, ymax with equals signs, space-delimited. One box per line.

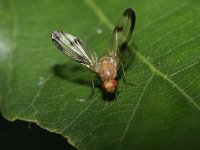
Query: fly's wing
xmin=51 ymin=31 xmax=98 ymax=73
xmin=109 ymin=8 xmax=136 ymax=57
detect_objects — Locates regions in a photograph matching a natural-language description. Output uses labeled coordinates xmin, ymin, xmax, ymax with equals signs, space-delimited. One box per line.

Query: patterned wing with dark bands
xmin=51 ymin=31 xmax=98 ymax=72
xmin=110 ymin=8 xmax=136 ymax=57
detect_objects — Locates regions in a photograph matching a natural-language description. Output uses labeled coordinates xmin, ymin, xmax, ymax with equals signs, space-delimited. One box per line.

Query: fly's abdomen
xmin=99 ymin=56 xmax=118 ymax=81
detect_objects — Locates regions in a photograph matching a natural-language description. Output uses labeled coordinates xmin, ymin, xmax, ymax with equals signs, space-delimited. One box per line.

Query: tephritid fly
xmin=51 ymin=8 xmax=135 ymax=94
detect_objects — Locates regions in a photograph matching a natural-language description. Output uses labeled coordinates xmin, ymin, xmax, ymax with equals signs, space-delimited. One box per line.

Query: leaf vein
xmin=155 ymin=33 xmax=200 ymax=59
xmin=61 ymin=93 xmax=99 ymax=132
xmin=119 ymin=73 xmax=154 ymax=149
xmin=18 ymin=74 xmax=53 ymax=116
xmin=143 ymin=21 xmax=192 ymax=50
xmin=170 ymin=60 xmax=200 ymax=77
xmin=134 ymin=1 xmax=188 ymax=36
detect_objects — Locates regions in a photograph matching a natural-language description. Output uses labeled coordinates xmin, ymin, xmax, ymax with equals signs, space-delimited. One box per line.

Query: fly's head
xmin=102 ymin=79 xmax=118 ymax=93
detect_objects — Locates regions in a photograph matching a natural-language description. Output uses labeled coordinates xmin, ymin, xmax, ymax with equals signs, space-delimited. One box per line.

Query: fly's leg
xmin=121 ymin=63 xmax=139 ymax=86
xmin=92 ymin=74 xmax=95 ymax=91
xmin=88 ymin=74 xmax=96 ymax=100
xmin=104 ymin=92 xmax=109 ymax=106
xmin=115 ymin=90 xmax=120 ymax=106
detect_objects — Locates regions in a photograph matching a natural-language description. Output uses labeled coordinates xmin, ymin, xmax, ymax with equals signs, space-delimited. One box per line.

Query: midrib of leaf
xmin=84 ymin=0 xmax=113 ymax=29
xmin=83 ymin=0 xmax=200 ymax=119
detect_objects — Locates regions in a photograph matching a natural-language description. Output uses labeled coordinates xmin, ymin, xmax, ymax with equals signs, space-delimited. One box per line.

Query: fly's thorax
xmin=98 ymin=55 xmax=119 ymax=81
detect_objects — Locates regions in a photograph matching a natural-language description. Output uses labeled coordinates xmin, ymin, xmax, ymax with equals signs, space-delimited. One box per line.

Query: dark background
xmin=0 ymin=114 xmax=76 ymax=150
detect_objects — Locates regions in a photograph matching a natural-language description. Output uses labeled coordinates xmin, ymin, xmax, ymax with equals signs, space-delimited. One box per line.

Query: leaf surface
xmin=0 ymin=0 xmax=200 ymax=149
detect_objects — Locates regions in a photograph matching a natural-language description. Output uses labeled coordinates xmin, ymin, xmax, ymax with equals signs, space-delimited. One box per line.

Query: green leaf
xmin=1 ymin=0 xmax=200 ymax=149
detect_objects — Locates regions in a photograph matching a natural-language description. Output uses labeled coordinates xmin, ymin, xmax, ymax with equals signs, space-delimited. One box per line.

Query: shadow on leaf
xmin=52 ymin=63 xmax=96 ymax=86
xmin=52 ymin=63 xmax=101 ymax=100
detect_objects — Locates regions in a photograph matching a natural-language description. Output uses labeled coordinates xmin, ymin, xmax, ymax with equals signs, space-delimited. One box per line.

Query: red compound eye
xmin=112 ymin=80 xmax=118 ymax=88
xmin=102 ymin=82 xmax=106 ymax=89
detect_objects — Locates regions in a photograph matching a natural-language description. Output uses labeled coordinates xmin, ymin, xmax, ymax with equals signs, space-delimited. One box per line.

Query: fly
xmin=51 ymin=8 xmax=135 ymax=95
